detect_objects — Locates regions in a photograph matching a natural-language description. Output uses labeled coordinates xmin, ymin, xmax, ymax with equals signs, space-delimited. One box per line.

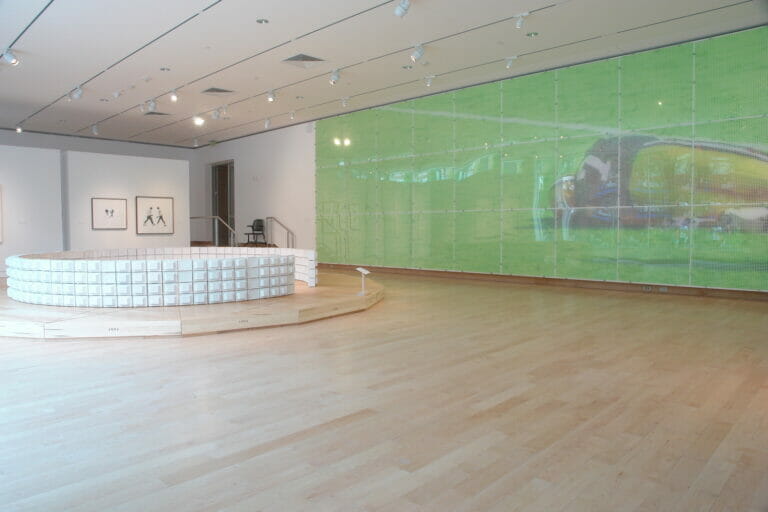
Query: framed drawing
xmin=136 ymin=196 xmax=174 ymax=235
xmin=91 ymin=197 xmax=127 ymax=230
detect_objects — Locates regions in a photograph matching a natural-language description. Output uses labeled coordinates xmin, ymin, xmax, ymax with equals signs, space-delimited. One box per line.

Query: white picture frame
xmin=136 ymin=196 xmax=174 ymax=235
xmin=91 ymin=197 xmax=127 ymax=230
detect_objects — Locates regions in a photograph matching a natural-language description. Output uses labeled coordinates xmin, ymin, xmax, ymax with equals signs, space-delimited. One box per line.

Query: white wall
xmin=193 ymin=122 xmax=316 ymax=249
xmin=66 ymin=151 xmax=190 ymax=250
xmin=0 ymin=145 xmax=64 ymax=276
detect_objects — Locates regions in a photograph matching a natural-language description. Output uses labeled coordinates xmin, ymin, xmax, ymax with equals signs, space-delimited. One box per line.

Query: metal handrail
xmin=190 ymin=215 xmax=237 ymax=246
xmin=266 ymin=216 xmax=295 ymax=248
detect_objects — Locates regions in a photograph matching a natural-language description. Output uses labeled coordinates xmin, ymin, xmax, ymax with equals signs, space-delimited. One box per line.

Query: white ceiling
xmin=1 ymin=0 xmax=766 ymax=148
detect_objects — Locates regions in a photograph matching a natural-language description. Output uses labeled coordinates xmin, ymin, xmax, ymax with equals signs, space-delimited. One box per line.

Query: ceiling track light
xmin=515 ymin=12 xmax=529 ymax=29
xmin=267 ymin=90 xmax=276 ymax=102
xmin=410 ymin=44 xmax=424 ymax=62
xmin=329 ymin=69 xmax=340 ymax=85
xmin=91 ymin=124 xmax=99 ymax=136
xmin=2 ymin=49 xmax=20 ymax=66
xmin=341 ymin=97 xmax=349 ymax=108
xmin=170 ymin=90 xmax=178 ymax=102
xmin=211 ymin=108 xmax=221 ymax=120
xmin=15 ymin=125 xmax=22 ymax=134
xmin=425 ymin=75 xmax=434 ymax=87
xmin=193 ymin=115 xmax=205 ymax=126
xmin=68 ymin=86 xmax=84 ymax=101
xmin=394 ymin=0 xmax=410 ymax=17
xmin=289 ymin=111 xmax=296 ymax=120
xmin=264 ymin=118 xmax=271 ymax=129
xmin=147 ymin=99 xmax=157 ymax=112
xmin=505 ymin=56 xmax=518 ymax=69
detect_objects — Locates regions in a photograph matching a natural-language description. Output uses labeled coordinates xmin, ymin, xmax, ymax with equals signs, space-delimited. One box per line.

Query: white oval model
xmin=5 ymin=247 xmax=317 ymax=308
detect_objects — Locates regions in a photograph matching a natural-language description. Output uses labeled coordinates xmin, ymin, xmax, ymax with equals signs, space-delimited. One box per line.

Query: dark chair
xmin=245 ymin=219 xmax=266 ymax=244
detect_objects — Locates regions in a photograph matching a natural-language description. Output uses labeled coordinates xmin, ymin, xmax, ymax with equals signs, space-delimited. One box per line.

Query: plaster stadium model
xmin=5 ymin=247 xmax=317 ymax=308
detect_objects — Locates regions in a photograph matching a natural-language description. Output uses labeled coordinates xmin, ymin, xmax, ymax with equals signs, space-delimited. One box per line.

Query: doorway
xmin=211 ymin=160 xmax=234 ymax=246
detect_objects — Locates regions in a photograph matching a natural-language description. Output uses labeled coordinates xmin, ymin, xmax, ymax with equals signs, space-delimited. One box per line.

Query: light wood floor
xmin=1 ymin=271 xmax=767 ymax=512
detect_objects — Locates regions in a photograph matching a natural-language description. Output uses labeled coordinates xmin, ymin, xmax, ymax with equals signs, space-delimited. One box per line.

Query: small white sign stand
xmin=356 ymin=267 xmax=370 ymax=296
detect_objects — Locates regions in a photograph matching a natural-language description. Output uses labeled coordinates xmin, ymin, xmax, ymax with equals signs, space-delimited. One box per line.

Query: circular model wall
xmin=5 ymin=247 xmax=317 ymax=308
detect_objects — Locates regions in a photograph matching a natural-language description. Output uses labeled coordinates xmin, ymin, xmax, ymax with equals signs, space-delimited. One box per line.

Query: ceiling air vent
xmin=283 ymin=54 xmax=324 ymax=69
xmin=202 ymin=87 xmax=235 ymax=95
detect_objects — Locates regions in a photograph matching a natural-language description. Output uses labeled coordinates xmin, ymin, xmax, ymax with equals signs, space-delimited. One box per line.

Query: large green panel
xmin=381 ymin=214 xmax=412 ymax=268
xmin=412 ymin=92 xmax=454 ymax=154
xmin=454 ymin=82 xmax=501 ymax=150
xmin=621 ymin=43 xmax=693 ymax=132
xmin=315 ymin=28 xmax=768 ymax=291
xmin=454 ymin=149 xmax=501 ymax=211
xmin=376 ymin=103 xmax=413 ymax=159
xmin=690 ymin=205 xmax=768 ymax=290
xmin=501 ymin=72 xmax=556 ymax=144
xmin=412 ymin=213 xmax=454 ymax=270
xmin=501 ymin=141 xmax=557 ymax=210
xmin=455 ymin=211 xmax=500 ymax=273
xmin=412 ymin=152 xmax=454 ymax=212
xmin=501 ymin=209 xmax=555 ymax=276
xmin=557 ymin=59 xmax=619 ymax=138
xmin=555 ymin=212 xmax=618 ymax=281
xmin=695 ymin=28 xmax=768 ymax=122
xmin=617 ymin=206 xmax=692 ymax=286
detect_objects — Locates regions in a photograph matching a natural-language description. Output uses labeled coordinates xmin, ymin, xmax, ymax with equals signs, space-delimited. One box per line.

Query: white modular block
xmin=87 ymin=273 xmax=101 ymax=285
xmin=116 ymin=272 xmax=131 ymax=285
xmin=88 ymin=296 xmax=102 ymax=308
xmin=221 ymin=280 xmax=234 ymax=291
xmin=178 ymin=271 xmax=193 ymax=283
xmin=208 ymin=281 xmax=222 ymax=292
xmin=247 ymin=289 xmax=260 ymax=300
xmin=178 ymin=282 xmax=193 ymax=294
xmin=193 ymin=281 xmax=207 ymax=293
xmin=132 ymin=272 xmax=146 ymax=284
xmin=102 ymin=296 xmax=117 ymax=308
xmin=163 ymin=283 xmax=178 ymax=294
xmin=101 ymin=260 xmax=116 ymax=272
xmin=222 ymin=291 xmax=235 ymax=302
xmin=270 ymin=287 xmax=281 ymax=297
xmin=234 ymin=268 xmax=247 ymax=280
xmin=235 ymin=280 xmax=247 ymax=291
xmin=163 ymin=271 xmax=178 ymax=284
xmin=132 ymin=284 xmax=147 ymax=295
xmin=178 ymin=293 xmax=193 ymax=305
xmin=117 ymin=296 xmax=132 ymax=307
xmin=62 ymin=260 xmax=76 ymax=272
xmin=131 ymin=260 xmax=146 ymax=272
xmin=193 ymin=270 xmax=207 ymax=282
xmin=221 ymin=269 xmax=234 ymax=280
xmin=207 ymin=270 xmax=221 ymax=281
xmin=193 ymin=293 xmax=207 ymax=305
xmin=258 ymin=278 xmax=270 ymax=288
xmin=163 ymin=295 xmax=178 ymax=306
xmin=261 ymin=288 xmax=272 ymax=299
xmin=162 ymin=260 xmax=177 ymax=271
xmin=207 ymin=259 xmax=220 ymax=270
xmin=63 ymin=296 xmax=76 ymax=307
xmin=116 ymin=260 xmax=132 ymax=273
xmin=146 ymin=260 xmax=162 ymax=272
xmin=221 ymin=259 xmax=234 ymax=269
xmin=193 ymin=259 xmax=206 ymax=270
xmin=75 ymin=272 xmax=88 ymax=284
xmin=147 ymin=271 xmax=161 ymax=284
xmin=75 ymin=284 xmax=89 ymax=296
xmin=102 ymin=284 xmax=116 ymax=295
xmin=75 ymin=260 xmax=89 ymax=272
xmin=147 ymin=295 xmax=162 ymax=307
xmin=117 ymin=284 xmax=132 ymax=296
xmin=247 ymin=257 xmax=260 ymax=268
xmin=132 ymin=296 xmax=148 ymax=308
xmin=234 ymin=258 xmax=246 ymax=268
xmin=147 ymin=283 xmax=163 ymax=296
xmin=208 ymin=292 xmax=222 ymax=303
xmin=270 ymin=277 xmax=279 ymax=287
xmin=178 ymin=259 xmax=193 ymax=271
xmin=246 ymin=267 xmax=260 ymax=279
xmin=62 ymin=284 xmax=75 ymax=295
xmin=101 ymin=273 xmax=117 ymax=285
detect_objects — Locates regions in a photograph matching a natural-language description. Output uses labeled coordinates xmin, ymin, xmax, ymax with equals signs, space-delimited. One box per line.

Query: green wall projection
xmin=316 ymin=27 xmax=768 ymax=291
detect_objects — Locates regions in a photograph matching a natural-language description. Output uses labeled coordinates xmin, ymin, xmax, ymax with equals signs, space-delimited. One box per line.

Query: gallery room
xmin=1 ymin=1 xmax=767 ymax=510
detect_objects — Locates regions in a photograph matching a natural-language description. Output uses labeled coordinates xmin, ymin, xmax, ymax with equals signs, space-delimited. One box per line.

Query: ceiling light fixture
xmin=505 ymin=56 xmax=518 ymax=69
xmin=68 ymin=86 xmax=84 ymax=101
xmin=146 ymin=99 xmax=157 ymax=112
xmin=515 ymin=12 xmax=529 ymax=29
xmin=289 ymin=111 xmax=296 ymax=120
xmin=170 ymin=90 xmax=178 ymax=102
xmin=333 ymin=138 xmax=341 ymax=146
xmin=193 ymin=116 xmax=205 ymax=126
xmin=112 ymin=90 xmax=123 ymax=99
xmin=193 ymin=138 xmax=199 ymax=147
xmin=394 ymin=0 xmax=410 ymax=17
xmin=91 ymin=124 xmax=99 ymax=136
xmin=425 ymin=75 xmax=434 ymax=87
xmin=343 ymin=138 xmax=351 ymax=146
xmin=211 ymin=108 xmax=221 ymax=120
xmin=2 ymin=49 xmax=20 ymax=66
xmin=267 ymin=90 xmax=276 ymax=102
xmin=329 ymin=69 xmax=340 ymax=85
xmin=264 ymin=118 xmax=271 ymax=129
xmin=15 ymin=126 xmax=22 ymax=134
xmin=256 ymin=18 xmax=269 ymax=24
xmin=410 ymin=44 xmax=425 ymax=62
xmin=341 ymin=97 xmax=349 ymax=107
xmin=526 ymin=31 xmax=538 ymax=38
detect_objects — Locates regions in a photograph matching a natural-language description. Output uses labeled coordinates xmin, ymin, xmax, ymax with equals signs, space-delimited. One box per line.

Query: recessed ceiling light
xmin=505 ymin=56 xmax=518 ymax=69
xmin=256 ymin=18 xmax=269 ymax=24
xmin=410 ymin=44 xmax=424 ymax=62
xmin=289 ymin=111 xmax=296 ymax=120
xmin=341 ymin=97 xmax=349 ymax=107
xmin=15 ymin=126 xmax=22 ymax=133
xmin=2 ymin=49 xmax=20 ymax=66
xmin=112 ymin=90 xmax=123 ymax=99
xmin=193 ymin=138 xmax=199 ymax=147
xmin=264 ymin=118 xmax=271 ymax=129
xmin=425 ymin=75 xmax=434 ymax=87
xmin=267 ymin=90 xmax=276 ymax=102
xmin=329 ymin=69 xmax=340 ymax=85
xmin=343 ymin=138 xmax=351 ymax=146
xmin=333 ymin=138 xmax=341 ymax=146
xmin=170 ymin=90 xmax=178 ymax=102
xmin=526 ymin=32 xmax=539 ymax=37
xmin=193 ymin=116 xmax=205 ymax=126
xmin=147 ymin=99 xmax=157 ymax=112
xmin=91 ymin=124 xmax=99 ymax=136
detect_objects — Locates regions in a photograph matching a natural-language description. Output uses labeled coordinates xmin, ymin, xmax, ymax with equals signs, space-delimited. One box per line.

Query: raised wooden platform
xmin=0 ymin=272 xmax=383 ymax=340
